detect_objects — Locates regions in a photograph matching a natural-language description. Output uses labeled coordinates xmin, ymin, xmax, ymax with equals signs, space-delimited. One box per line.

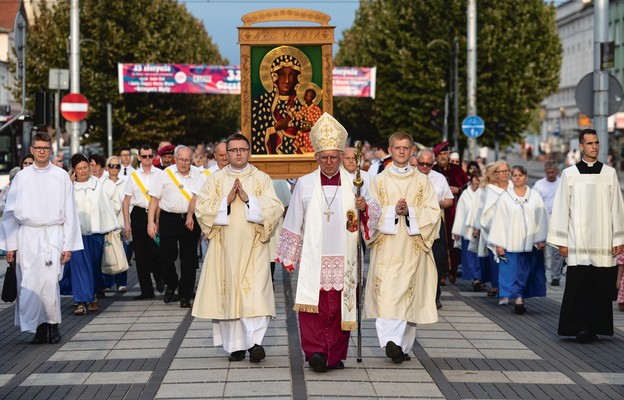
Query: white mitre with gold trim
xmin=309 ymin=112 xmax=348 ymax=153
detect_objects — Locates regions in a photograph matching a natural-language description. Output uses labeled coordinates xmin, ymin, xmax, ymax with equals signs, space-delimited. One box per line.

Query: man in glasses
xmin=365 ymin=134 xmax=440 ymax=364
xmin=415 ymin=148 xmax=454 ymax=310
xmin=432 ymin=141 xmax=468 ymax=284
xmin=122 ymin=144 xmax=164 ymax=300
xmin=276 ymin=113 xmax=376 ymax=372
xmin=119 ymin=148 xmax=135 ymax=180
xmin=2 ymin=132 xmax=83 ymax=344
xmin=193 ymin=133 xmax=283 ymax=363
xmin=147 ymin=146 xmax=203 ymax=309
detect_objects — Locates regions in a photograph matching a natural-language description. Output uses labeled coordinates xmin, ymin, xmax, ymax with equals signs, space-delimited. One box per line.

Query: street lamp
xmin=427 ymin=37 xmax=459 ymax=149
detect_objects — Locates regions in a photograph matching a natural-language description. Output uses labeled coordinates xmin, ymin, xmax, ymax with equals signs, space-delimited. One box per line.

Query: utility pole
xmin=69 ymin=0 xmax=80 ymax=156
xmin=594 ymin=0 xmax=608 ymax=163
xmin=453 ymin=37 xmax=459 ymax=152
xmin=467 ymin=0 xmax=477 ymax=160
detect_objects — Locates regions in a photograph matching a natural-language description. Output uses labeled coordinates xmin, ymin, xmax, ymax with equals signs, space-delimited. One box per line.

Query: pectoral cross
xmin=324 ymin=208 xmax=334 ymax=222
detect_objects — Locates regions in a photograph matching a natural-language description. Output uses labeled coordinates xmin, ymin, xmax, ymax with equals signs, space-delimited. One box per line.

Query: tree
xmin=334 ymin=0 xmax=561 ymax=151
xmin=13 ymin=0 xmax=239 ymax=150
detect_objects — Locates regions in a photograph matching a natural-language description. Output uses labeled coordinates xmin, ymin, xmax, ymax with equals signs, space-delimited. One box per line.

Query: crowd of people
xmin=1 ymin=123 xmax=623 ymax=371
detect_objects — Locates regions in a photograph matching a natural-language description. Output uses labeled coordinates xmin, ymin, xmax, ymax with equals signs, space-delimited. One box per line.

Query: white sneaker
xmin=498 ymin=297 xmax=509 ymax=305
xmin=118 ymin=286 xmax=127 ymax=292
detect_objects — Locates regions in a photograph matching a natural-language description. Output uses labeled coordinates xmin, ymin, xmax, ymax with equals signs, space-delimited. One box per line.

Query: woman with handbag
xmin=102 ymin=156 xmax=129 ymax=292
xmin=66 ymin=154 xmax=120 ymax=315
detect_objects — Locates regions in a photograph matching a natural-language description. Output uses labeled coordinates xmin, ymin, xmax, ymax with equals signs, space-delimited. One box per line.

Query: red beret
xmin=433 ymin=141 xmax=449 ymax=156
xmin=157 ymin=144 xmax=176 ymax=156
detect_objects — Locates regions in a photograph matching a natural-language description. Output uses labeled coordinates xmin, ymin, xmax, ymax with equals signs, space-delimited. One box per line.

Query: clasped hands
xmin=395 ymin=198 xmax=408 ymax=216
xmin=227 ymin=178 xmax=249 ymax=205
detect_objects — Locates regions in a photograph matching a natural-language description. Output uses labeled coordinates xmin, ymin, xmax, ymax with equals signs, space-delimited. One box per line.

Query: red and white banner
xmin=118 ymin=64 xmax=376 ymax=98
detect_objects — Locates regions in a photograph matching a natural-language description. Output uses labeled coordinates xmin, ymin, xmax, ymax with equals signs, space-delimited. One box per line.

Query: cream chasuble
xmin=547 ymin=164 xmax=624 ymax=267
xmin=192 ymin=165 xmax=283 ymax=320
xmin=365 ymin=167 xmax=441 ymax=325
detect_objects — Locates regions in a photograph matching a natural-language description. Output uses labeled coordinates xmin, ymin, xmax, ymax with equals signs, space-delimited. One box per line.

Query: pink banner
xmin=118 ymin=64 xmax=240 ymax=94
xmin=118 ymin=64 xmax=375 ymax=98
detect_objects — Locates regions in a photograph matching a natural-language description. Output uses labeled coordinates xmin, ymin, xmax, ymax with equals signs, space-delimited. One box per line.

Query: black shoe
xmin=576 ymin=330 xmax=597 ymax=343
xmin=163 ymin=289 xmax=179 ymax=304
xmin=309 ymin=352 xmax=327 ymax=372
xmin=134 ymin=294 xmax=155 ymax=300
xmin=551 ymin=279 xmax=560 ymax=286
xmin=514 ymin=303 xmax=526 ymax=315
xmin=402 ymin=353 xmax=411 ymax=362
xmin=248 ymin=344 xmax=266 ymax=363
xmin=156 ymin=279 xmax=165 ymax=293
xmin=30 ymin=323 xmax=48 ymax=345
xmin=436 ymin=301 xmax=443 ymax=310
xmin=385 ymin=341 xmax=405 ymax=364
xmin=179 ymin=299 xmax=191 ymax=308
xmin=328 ymin=361 xmax=345 ymax=370
xmin=96 ymin=290 xmax=106 ymax=299
xmin=228 ymin=350 xmax=245 ymax=361
xmin=48 ymin=324 xmax=61 ymax=344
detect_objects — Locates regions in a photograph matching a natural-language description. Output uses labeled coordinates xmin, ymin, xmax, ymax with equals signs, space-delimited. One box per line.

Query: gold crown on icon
xmin=309 ymin=113 xmax=348 ymax=153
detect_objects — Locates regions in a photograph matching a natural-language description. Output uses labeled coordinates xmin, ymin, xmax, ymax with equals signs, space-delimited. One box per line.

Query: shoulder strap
xmin=166 ymin=168 xmax=192 ymax=202
xmin=131 ymin=171 xmax=151 ymax=202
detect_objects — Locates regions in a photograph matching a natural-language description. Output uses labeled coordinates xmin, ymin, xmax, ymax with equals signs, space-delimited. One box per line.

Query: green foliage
xmin=334 ymin=0 xmax=561 ymax=151
xmin=13 ymin=0 xmax=239 ymax=150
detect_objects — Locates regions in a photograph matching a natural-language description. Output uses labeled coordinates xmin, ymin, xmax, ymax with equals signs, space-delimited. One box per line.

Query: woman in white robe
xmin=452 ymin=173 xmax=482 ymax=291
xmin=66 ymin=154 xmax=120 ymax=315
xmin=473 ymin=161 xmax=510 ymax=298
xmin=487 ymin=165 xmax=548 ymax=314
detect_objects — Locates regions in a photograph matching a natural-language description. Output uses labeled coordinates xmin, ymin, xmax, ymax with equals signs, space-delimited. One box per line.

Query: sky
xmin=179 ymin=0 xmax=361 ymax=64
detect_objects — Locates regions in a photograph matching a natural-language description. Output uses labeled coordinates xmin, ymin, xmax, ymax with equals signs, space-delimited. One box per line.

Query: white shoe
xmin=118 ymin=286 xmax=127 ymax=292
xmin=498 ymin=297 xmax=509 ymax=305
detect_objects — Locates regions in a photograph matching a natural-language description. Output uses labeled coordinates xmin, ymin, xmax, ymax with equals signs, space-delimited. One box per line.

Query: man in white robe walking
xmin=2 ymin=132 xmax=83 ymax=344
xmin=547 ymin=128 xmax=624 ymax=343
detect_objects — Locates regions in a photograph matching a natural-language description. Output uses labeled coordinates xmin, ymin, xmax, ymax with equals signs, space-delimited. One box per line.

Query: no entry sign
xmin=60 ymin=93 xmax=89 ymax=122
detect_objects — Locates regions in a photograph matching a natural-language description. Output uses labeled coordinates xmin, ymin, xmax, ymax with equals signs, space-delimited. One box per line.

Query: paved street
xmin=0 ymin=154 xmax=623 ymax=399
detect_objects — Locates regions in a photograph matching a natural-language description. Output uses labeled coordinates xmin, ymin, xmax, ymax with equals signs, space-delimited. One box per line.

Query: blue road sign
xmin=462 ymin=115 xmax=485 ymax=138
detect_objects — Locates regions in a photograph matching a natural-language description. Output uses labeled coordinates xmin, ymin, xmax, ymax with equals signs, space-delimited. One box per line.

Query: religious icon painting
xmin=346 ymin=209 xmax=358 ymax=232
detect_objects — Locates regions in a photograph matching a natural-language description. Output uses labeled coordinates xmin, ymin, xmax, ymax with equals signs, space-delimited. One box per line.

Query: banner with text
xmin=118 ymin=64 xmax=375 ymax=98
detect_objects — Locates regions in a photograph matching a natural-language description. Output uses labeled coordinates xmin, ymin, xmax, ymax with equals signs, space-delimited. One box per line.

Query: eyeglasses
xmin=176 ymin=158 xmax=192 ymax=163
xmin=418 ymin=162 xmax=434 ymax=167
xmin=107 ymin=164 xmax=121 ymax=169
xmin=32 ymin=146 xmax=51 ymax=152
xmin=318 ymin=156 xmax=340 ymax=162
xmin=227 ymin=148 xmax=249 ymax=154
xmin=140 ymin=154 xmax=154 ymax=159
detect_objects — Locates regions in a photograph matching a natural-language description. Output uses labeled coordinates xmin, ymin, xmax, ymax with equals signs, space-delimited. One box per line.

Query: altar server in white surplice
xmin=1 ymin=132 xmax=83 ymax=345
xmin=548 ymin=128 xmax=624 ymax=343
xmin=276 ymin=113 xmax=379 ymax=373
xmin=365 ymin=132 xmax=441 ymax=364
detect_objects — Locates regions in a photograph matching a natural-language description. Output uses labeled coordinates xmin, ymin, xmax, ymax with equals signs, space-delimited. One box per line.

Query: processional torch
xmin=353 ymin=141 xmax=364 ymax=362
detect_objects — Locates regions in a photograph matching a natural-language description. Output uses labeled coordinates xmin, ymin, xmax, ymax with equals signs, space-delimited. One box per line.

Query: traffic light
xmin=495 ymin=120 xmax=506 ymax=140
xmin=34 ymin=91 xmax=53 ymax=127
xmin=429 ymin=107 xmax=441 ymax=131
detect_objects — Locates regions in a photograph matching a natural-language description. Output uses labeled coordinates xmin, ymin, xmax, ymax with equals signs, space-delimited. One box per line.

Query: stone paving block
xmin=122 ymin=330 xmax=176 ymax=340
xmin=226 ymin=367 xmax=290 ymax=381
xmin=71 ymin=331 xmax=126 ymax=341
xmin=98 ymin=311 xmax=145 ymax=318
xmin=184 ymin=330 xmax=212 ymax=339
xmin=442 ymin=316 xmax=492 ymax=323
xmin=83 ymin=371 xmax=152 ymax=385
xmin=504 ymin=371 xmax=574 ymax=384
xmin=0 ymin=374 xmax=15 ymax=387
xmin=113 ymin=338 xmax=170 ymax=350
xmin=48 ymin=350 xmax=110 ymax=362
xmin=156 ymin=382 xmax=225 ymax=398
xmin=579 ymin=372 xmax=624 ymax=385
xmin=142 ymin=310 xmax=188 ymax=317
xmin=417 ymin=338 xmax=473 ymax=349
xmin=303 ymin=367 xmax=369 ymax=381
xmin=373 ymin=382 xmax=444 ymax=398
xmin=461 ymin=331 xmax=514 ymax=340
xmin=60 ymin=340 xmax=118 ymax=351
xmin=367 ymin=369 xmax=434 ymax=382
xmin=307 ymin=380 xmax=376 ymax=397
xmin=226 ymin=355 xmax=290 ymax=368
xmin=180 ymin=338 xmax=213 ymax=348
xmin=128 ymin=322 xmax=181 ymax=331
xmin=81 ymin=323 xmax=133 ymax=332
xmin=88 ymin=317 xmax=139 ymax=325
xmin=418 ymin=322 xmax=454 ymax=330
xmin=136 ymin=316 xmax=185 ymax=324
xmin=163 ymin=369 xmax=227 ymax=383
xmin=444 ymin=369 xmax=509 ymax=383
xmin=438 ymin=310 xmax=482 ymax=317
xmin=416 ymin=330 xmax=464 ymax=339
xmin=424 ymin=348 xmax=483 ymax=359
xmin=479 ymin=349 xmax=541 ymax=360
xmin=469 ymin=339 xmax=529 ymax=350
xmin=169 ymin=358 xmax=229 ymax=370
xmin=20 ymin=372 xmax=90 ymax=386
xmin=175 ymin=347 xmax=224 ymax=358
xmin=451 ymin=323 xmax=504 ymax=331
xmin=106 ymin=348 xmax=165 ymax=359
xmin=343 ymin=357 xmax=424 ymax=369
xmin=222 ymin=380 xmax=291 ymax=397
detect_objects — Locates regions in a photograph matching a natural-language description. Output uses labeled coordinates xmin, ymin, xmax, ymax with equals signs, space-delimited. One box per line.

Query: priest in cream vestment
xmin=547 ymin=129 xmax=624 ymax=343
xmin=276 ymin=113 xmax=379 ymax=373
xmin=192 ymin=133 xmax=284 ymax=362
xmin=365 ymin=131 xmax=441 ymax=364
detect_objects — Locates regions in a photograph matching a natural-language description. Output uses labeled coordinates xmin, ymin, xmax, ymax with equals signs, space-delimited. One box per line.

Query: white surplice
xmin=547 ymin=164 xmax=624 ymax=267
xmin=452 ymin=186 xmax=479 ymax=240
xmin=1 ymin=163 xmax=83 ymax=332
